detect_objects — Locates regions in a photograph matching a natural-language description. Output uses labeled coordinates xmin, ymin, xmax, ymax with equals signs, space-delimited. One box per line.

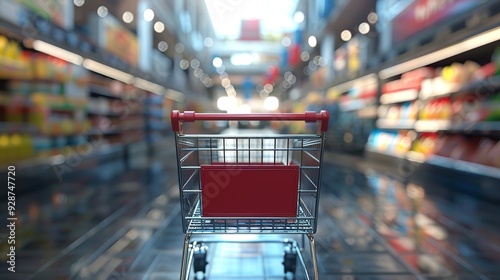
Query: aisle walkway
xmin=0 ymin=153 xmax=499 ymax=279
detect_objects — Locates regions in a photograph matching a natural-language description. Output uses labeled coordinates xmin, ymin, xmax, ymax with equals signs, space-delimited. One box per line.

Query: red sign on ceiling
xmin=392 ymin=0 xmax=482 ymax=43
xmin=239 ymin=19 xmax=261 ymax=41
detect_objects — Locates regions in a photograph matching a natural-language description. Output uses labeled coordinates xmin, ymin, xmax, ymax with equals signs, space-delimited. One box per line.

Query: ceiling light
xmin=230 ymin=53 xmax=253 ymax=66
xmin=203 ymin=80 xmax=213 ymax=88
xmin=217 ymin=96 xmax=237 ymax=111
xmin=154 ymin=21 xmax=165 ymax=33
xmin=165 ymin=89 xmax=185 ymax=102
xmin=175 ymin=43 xmax=184 ymax=53
xmin=221 ymin=78 xmax=231 ymax=88
xmin=122 ymin=11 xmax=134 ymax=23
xmin=212 ymin=57 xmax=223 ymax=68
xmin=190 ymin=59 xmax=200 ymax=69
xmin=97 ymin=6 xmax=108 ymax=17
xmin=32 ymin=40 xmax=83 ymax=65
xmin=281 ymin=36 xmax=291 ymax=47
xmin=219 ymin=72 xmax=228 ymax=79
xmin=204 ymin=37 xmax=214 ymax=47
xmin=294 ymin=11 xmax=304 ymax=23
xmin=359 ymin=22 xmax=370 ymax=34
xmin=308 ymin=36 xmax=317 ymax=48
xmin=194 ymin=68 xmax=203 ymax=78
xmin=158 ymin=41 xmax=168 ymax=52
xmin=144 ymin=9 xmax=154 ymax=21
xmin=216 ymin=65 xmax=225 ymax=74
xmin=319 ymin=57 xmax=328 ymax=66
xmin=134 ymin=78 xmax=164 ymax=94
xmin=200 ymin=73 xmax=209 ymax=81
xmin=83 ymin=59 xmax=134 ymax=84
xmin=308 ymin=61 xmax=318 ymax=71
xmin=226 ymin=86 xmax=236 ymax=97
xmin=301 ymin=51 xmax=310 ymax=61
xmin=74 ymin=0 xmax=85 ymax=7
xmin=264 ymin=96 xmax=279 ymax=111
xmin=260 ymin=90 xmax=269 ymax=99
xmin=341 ymin=30 xmax=352 ymax=41
xmin=179 ymin=59 xmax=189 ymax=69
xmin=368 ymin=12 xmax=378 ymax=24
xmin=264 ymin=83 xmax=273 ymax=93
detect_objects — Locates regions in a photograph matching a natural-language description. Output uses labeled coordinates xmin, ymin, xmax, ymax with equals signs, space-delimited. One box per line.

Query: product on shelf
xmin=382 ymin=67 xmax=434 ymax=94
xmin=0 ymin=36 xmax=30 ymax=79
xmin=451 ymin=94 xmax=500 ymax=123
xmin=432 ymin=135 xmax=500 ymax=168
xmin=441 ymin=61 xmax=480 ymax=85
xmin=411 ymin=133 xmax=437 ymax=157
xmin=419 ymin=97 xmax=452 ymax=120
xmin=0 ymin=132 xmax=35 ymax=165
xmin=368 ymin=130 xmax=414 ymax=156
xmin=380 ymin=101 xmax=419 ymax=121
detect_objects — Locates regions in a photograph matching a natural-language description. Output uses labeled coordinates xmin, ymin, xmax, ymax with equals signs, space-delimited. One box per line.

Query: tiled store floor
xmin=1 ymin=152 xmax=499 ymax=279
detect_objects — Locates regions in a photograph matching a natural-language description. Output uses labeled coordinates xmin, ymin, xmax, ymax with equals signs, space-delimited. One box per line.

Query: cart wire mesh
xmin=175 ymin=133 xmax=325 ymax=234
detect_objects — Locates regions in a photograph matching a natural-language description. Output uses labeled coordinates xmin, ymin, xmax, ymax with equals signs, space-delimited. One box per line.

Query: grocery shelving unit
xmin=324 ymin=74 xmax=379 ymax=153
xmin=319 ymin=1 xmax=500 ymax=188
xmin=0 ymin=6 xmax=185 ymax=193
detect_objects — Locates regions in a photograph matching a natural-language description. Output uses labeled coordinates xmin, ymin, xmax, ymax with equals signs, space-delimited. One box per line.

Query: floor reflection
xmin=0 ymin=153 xmax=499 ymax=279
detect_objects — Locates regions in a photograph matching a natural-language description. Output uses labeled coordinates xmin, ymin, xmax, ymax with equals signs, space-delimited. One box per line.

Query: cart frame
xmin=171 ymin=110 xmax=329 ymax=280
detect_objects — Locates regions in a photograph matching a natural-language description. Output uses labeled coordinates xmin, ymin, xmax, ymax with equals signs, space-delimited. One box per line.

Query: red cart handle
xmin=171 ymin=110 xmax=329 ymax=133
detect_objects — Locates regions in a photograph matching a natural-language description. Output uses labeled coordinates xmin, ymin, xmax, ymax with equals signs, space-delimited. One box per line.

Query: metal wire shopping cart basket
xmin=171 ymin=110 xmax=329 ymax=280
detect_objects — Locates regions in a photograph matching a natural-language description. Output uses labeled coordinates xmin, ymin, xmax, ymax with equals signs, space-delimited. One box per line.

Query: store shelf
xmin=87 ymin=109 xmax=121 ymax=117
xmin=365 ymin=147 xmax=405 ymax=159
xmin=86 ymin=128 xmax=121 ymax=135
xmin=406 ymin=151 xmax=427 ymax=163
xmin=367 ymin=145 xmax=499 ymax=179
xmin=420 ymin=76 xmax=500 ymax=100
xmin=0 ymin=122 xmax=37 ymax=133
xmin=376 ymin=119 xmax=416 ymax=130
xmin=414 ymin=120 xmax=452 ymax=132
xmin=427 ymin=155 xmax=500 ymax=180
xmin=50 ymin=105 xmax=80 ymax=112
xmin=380 ymin=89 xmax=419 ymax=104
xmin=340 ymin=98 xmax=377 ymax=112
xmin=415 ymin=120 xmax=500 ymax=133
xmin=366 ymin=147 xmax=427 ymax=163
xmin=0 ymin=143 xmax=124 ymax=171
xmin=1 ymin=77 xmax=72 ymax=83
xmin=89 ymin=84 xmax=122 ymax=99
xmin=448 ymin=121 xmax=500 ymax=132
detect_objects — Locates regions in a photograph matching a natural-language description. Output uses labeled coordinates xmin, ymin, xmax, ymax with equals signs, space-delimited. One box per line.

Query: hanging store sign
xmin=239 ymin=19 xmax=261 ymax=41
xmin=392 ymin=0 xmax=483 ymax=42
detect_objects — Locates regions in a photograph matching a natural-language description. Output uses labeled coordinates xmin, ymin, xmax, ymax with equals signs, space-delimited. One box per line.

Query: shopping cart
xmin=171 ymin=110 xmax=329 ymax=280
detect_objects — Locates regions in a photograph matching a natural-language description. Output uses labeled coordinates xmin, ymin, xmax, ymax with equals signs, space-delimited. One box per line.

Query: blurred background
xmin=0 ymin=0 xmax=499 ymax=279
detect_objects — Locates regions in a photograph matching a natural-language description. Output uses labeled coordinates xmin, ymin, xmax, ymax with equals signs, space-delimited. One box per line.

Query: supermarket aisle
xmin=1 ymin=153 xmax=500 ymax=279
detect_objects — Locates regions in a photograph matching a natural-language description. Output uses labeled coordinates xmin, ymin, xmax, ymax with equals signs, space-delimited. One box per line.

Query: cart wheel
xmin=193 ymin=244 xmax=209 ymax=274
xmin=283 ymin=243 xmax=297 ymax=274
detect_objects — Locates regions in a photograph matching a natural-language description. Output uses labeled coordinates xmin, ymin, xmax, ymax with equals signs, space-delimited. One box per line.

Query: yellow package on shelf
xmin=0 ymin=36 xmax=30 ymax=79
xmin=0 ymin=134 xmax=11 ymax=166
